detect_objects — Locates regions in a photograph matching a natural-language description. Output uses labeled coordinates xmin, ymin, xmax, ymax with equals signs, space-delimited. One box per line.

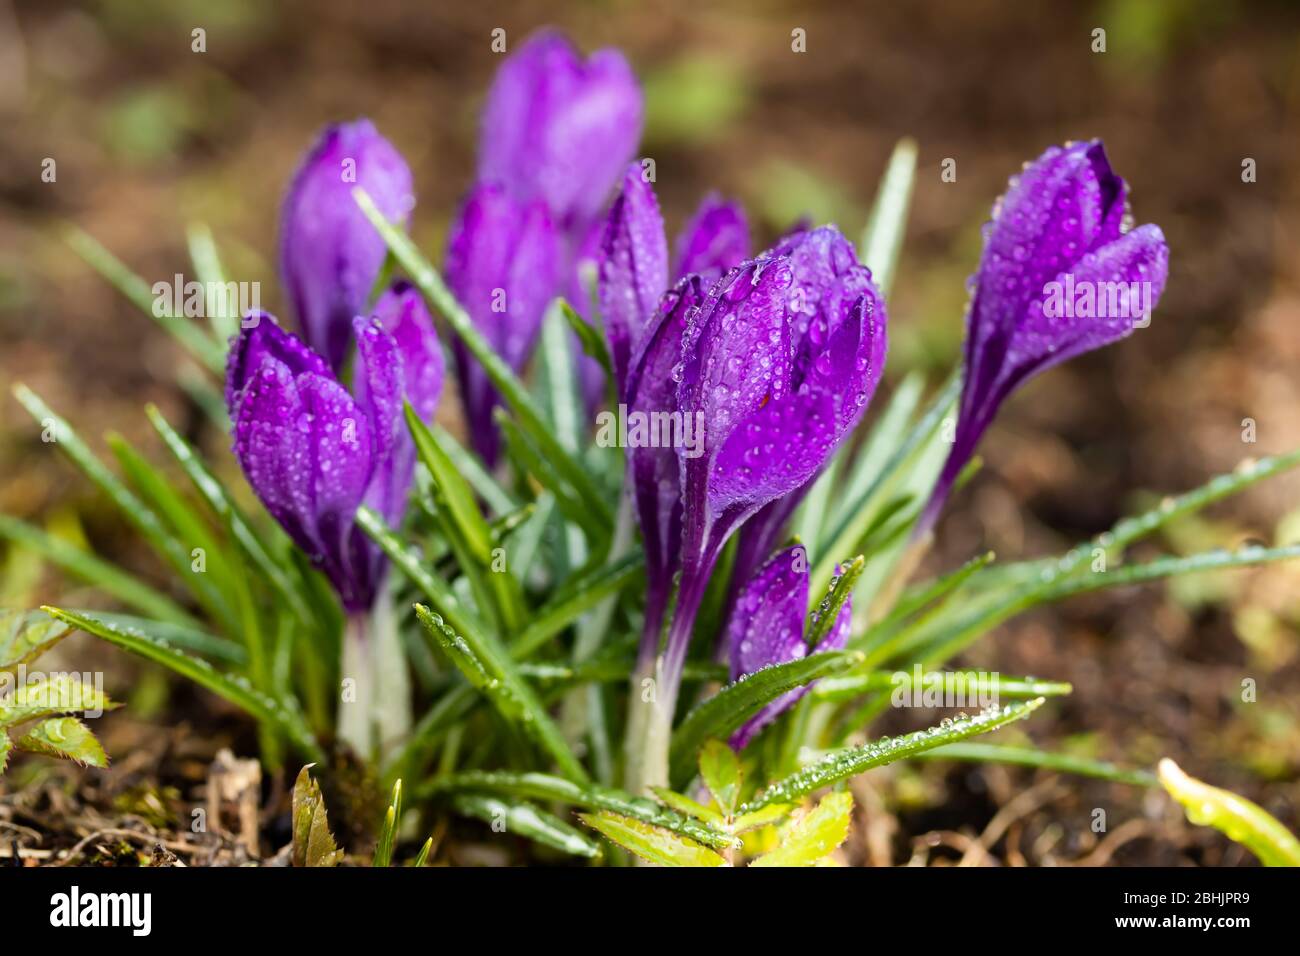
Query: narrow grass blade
xmin=1158 ymin=758 xmax=1300 ymax=867
xmin=453 ymin=794 xmax=602 ymax=859
xmin=497 ymin=410 xmax=611 ymax=544
xmin=431 ymin=423 xmax=517 ymax=516
xmin=372 ymin=779 xmax=402 ymax=867
xmin=185 ymin=222 xmax=241 ymax=343
xmin=514 ymin=553 xmax=643 ymax=657
xmin=740 ymin=698 xmax=1044 ymax=812
xmin=814 ymin=669 xmax=1071 ymax=704
xmin=415 ymin=605 xmax=589 ymax=784
xmin=146 ymin=405 xmax=315 ymax=626
xmin=669 ymin=650 xmax=864 ymax=787
xmin=858 ymin=137 xmax=918 ymax=297
xmin=0 ymin=515 xmax=199 ymax=628
xmin=45 ymin=606 xmax=323 ymax=762
xmin=421 ymin=770 xmax=737 ymax=849
xmin=914 ymin=742 xmax=1156 ymax=787
xmin=64 ymin=226 xmax=225 ymax=373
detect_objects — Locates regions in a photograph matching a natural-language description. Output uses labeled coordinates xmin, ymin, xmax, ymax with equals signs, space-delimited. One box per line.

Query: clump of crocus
xmin=918 ymin=139 xmax=1170 ymax=531
xmin=625 ymin=225 xmax=887 ymax=794
xmin=445 ymin=184 xmax=561 ymax=464
xmin=226 ymin=289 xmax=442 ymax=755
xmin=280 ymin=119 xmax=415 ymax=373
xmin=726 ymin=545 xmax=851 ymax=750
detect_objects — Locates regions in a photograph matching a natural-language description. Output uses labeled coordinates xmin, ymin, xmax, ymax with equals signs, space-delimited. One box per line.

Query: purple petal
xmin=479 ymin=30 xmax=643 ymax=230
xmin=673 ymin=194 xmax=750 ymax=284
xmin=372 ymin=281 xmax=445 ymax=424
xmin=296 ymin=371 xmax=377 ymax=610
xmin=280 ymin=120 xmax=414 ymax=372
xmin=446 ymin=182 xmax=561 ymax=463
xmin=231 ymin=356 xmax=319 ymax=558
xmin=226 ymin=312 xmax=332 ymax=411
xmin=598 ymin=163 xmax=668 ymax=392
xmin=624 ymin=277 xmax=702 ymax=619
xmin=727 ymin=544 xmax=810 ymax=681
xmin=725 ymin=547 xmax=853 ymax=750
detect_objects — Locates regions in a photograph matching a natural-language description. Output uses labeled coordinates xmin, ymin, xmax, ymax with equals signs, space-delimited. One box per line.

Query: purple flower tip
xmin=445 ymin=181 xmax=561 ymax=465
xmin=226 ymin=303 xmax=442 ymax=611
xmin=673 ymin=194 xmax=750 ymax=283
xmin=479 ymin=29 xmax=643 ymax=232
xmin=921 ymin=139 xmax=1170 ymax=530
xmin=279 ymin=119 xmax=415 ymax=373
xmin=727 ymin=544 xmax=851 ymax=749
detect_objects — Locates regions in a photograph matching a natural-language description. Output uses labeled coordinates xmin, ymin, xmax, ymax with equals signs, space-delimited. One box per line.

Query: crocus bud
xmin=279 ymin=120 xmax=415 ymax=373
xmin=227 ymin=309 xmax=441 ymax=611
xmin=919 ymin=140 xmax=1169 ymax=531
xmin=479 ymin=30 xmax=642 ymax=231
xmin=727 ymin=545 xmax=851 ymax=750
xmin=599 ymin=163 xmax=669 ymax=393
xmin=445 ymin=182 xmax=561 ymax=465
xmin=673 ymin=194 xmax=750 ymax=284
xmin=655 ymin=227 xmax=886 ymax=716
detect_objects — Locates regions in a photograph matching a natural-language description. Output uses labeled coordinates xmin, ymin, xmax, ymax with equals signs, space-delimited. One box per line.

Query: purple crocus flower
xmin=723 ymin=227 xmax=891 ymax=609
xmin=280 ymin=120 xmax=415 ymax=373
xmin=918 ymin=140 xmax=1169 ymax=531
xmin=226 ymin=296 xmax=443 ymax=612
xmin=623 ymin=227 xmax=886 ymax=792
xmin=445 ymin=182 xmax=561 ymax=465
xmin=595 ymin=167 xmax=749 ymax=655
xmin=479 ymin=30 xmax=643 ymax=233
xmin=727 ymin=545 xmax=851 ymax=750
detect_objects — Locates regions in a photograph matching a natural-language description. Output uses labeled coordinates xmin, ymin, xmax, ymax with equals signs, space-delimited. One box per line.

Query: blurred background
xmin=1 ymin=0 xmax=1299 ymax=863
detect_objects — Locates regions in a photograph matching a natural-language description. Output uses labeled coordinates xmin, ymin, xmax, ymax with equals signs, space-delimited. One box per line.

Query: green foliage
xmin=0 ymin=610 xmax=117 ymax=774
xmin=1159 ymin=759 xmax=1300 ymax=867
xmin=291 ymin=764 xmax=344 ymax=867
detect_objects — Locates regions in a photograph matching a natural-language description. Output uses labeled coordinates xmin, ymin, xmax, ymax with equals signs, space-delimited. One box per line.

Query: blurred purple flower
xmin=726 ymin=545 xmax=851 ymax=750
xmin=918 ymin=140 xmax=1169 ymax=531
xmin=280 ymin=119 xmax=414 ymax=373
xmin=673 ymin=194 xmax=750 ymax=284
xmin=227 ymin=300 xmax=442 ymax=612
xmin=445 ymin=183 xmax=561 ymax=465
xmin=479 ymin=29 xmax=643 ymax=233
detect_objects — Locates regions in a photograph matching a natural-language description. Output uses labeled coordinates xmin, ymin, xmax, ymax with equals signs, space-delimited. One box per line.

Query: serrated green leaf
xmin=751 ymin=790 xmax=854 ymax=867
xmin=420 ymin=770 xmax=737 ymax=849
xmin=1159 ymin=758 xmax=1300 ymax=867
xmin=14 ymin=716 xmax=107 ymax=767
xmin=44 ymin=606 xmax=323 ymax=763
xmin=373 ymin=778 xmax=402 ymax=868
xmin=742 ymin=698 xmax=1044 ymax=812
xmin=0 ymin=674 xmax=117 ymax=727
xmin=292 ymin=764 xmax=343 ymax=867
xmin=669 ymin=650 xmax=864 ymax=787
xmin=353 ymin=188 xmax=612 ymax=527
xmin=579 ymin=811 xmax=728 ymax=867
xmin=414 ymin=605 xmax=588 ymax=783
xmin=0 ymin=609 xmax=71 ymax=672
xmin=731 ymin=803 xmax=796 ymax=833
xmin=453 ymin=794 xmax=601 ymax=859
xmin=699 ymin=740 xmax=741 ymax=817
